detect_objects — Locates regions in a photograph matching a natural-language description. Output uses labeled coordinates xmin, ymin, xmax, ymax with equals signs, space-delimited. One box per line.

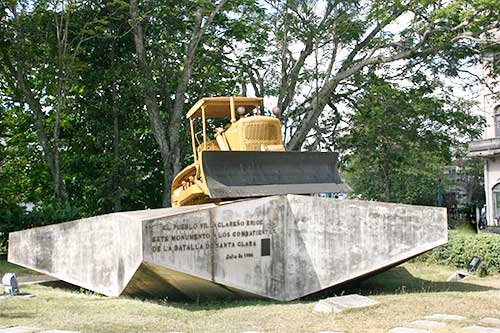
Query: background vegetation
xmin=417 ymin=227 xmax=500 ymax=276
xmin=1 ymin=0 xmax=498 ymax=248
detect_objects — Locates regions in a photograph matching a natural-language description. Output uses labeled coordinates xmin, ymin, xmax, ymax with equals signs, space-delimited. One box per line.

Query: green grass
xmin=0 ymin=261 xmax=499 ymax=333
xmin=415 ymin=224 xmax=500 ymax=276
xmin=1 ymin=224 xmax=498 ymax=332
xmin=0 ymin=255 xmax=37 ymax=277
xmin=453 ymin=220 xmax=477 ymax=234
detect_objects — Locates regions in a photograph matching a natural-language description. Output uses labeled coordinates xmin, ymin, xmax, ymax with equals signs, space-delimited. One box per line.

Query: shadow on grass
xmin=29 ymin=265 xmax=498 ymax=311
xmin=0 ymin=258 xmax=38 ymax=277
xmin=304 ymin=266 xmax=497 ymax=301
xmin=0 ymin=312 xmax=35 ymax=319
xmin=154 ymin=298 xmax=278 ymax=311
xmin=162 ymin=266 xmax=498 ymax=311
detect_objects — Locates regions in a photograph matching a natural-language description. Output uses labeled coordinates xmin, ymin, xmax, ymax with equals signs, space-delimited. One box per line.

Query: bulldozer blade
xmin=201 ymin=151 xmax=352 ymax=199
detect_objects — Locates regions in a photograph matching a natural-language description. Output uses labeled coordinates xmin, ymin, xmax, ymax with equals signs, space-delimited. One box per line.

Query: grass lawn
xmin=0 ymin=255 xmax=38 ymax=277
xmin=0 ymin=261 xmax=499 ymax=333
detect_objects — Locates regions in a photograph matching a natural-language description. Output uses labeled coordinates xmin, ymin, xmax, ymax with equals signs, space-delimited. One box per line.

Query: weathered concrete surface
xmin=388 ymin=328 xmax=431 ymax=333
xmin=481 ymin=318 xmax=500 ymax=326
xmin=8 ymin=195 xmax=447 ymax=301
xmin=0 ymin=328 xmax=40 ymax=333
xmin=410 ymin=320 xmax=447 ymax=328
xmin=447 ymin=270 xmax=471 ymax=282
xmin=314 ymin=294 xmax=379 ymax=313
xmin=463 ymin=326 xmax=500 ymax=333
xmin=424 ymin=314 xmax=466 ymax=321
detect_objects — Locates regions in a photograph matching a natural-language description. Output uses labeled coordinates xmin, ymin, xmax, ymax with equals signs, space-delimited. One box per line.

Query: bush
xmin=0 ymin=202 xmax=80 ymax=252
xmin=0 ymin=204 xmax=30 ymax=252
xmin=417 ymin=230 xmax=500 ymax=276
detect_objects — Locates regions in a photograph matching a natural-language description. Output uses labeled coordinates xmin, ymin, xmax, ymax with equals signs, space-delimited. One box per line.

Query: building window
xmin=493 ymin=183 xmax=500 ymax=220
xmin=496 ymin=106 xmax=500 ymax=137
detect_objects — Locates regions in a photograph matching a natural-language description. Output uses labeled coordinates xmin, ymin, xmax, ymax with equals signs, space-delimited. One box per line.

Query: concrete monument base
xmin=8 ymin=195 xmax=447 ymax=301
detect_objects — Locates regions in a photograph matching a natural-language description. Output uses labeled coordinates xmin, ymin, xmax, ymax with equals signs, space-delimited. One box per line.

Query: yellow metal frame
xmin=172 ymin=96 xmax=283 ymax=207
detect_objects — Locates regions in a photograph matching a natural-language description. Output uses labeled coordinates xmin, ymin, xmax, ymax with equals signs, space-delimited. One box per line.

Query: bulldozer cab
xmin=185 ymin=96 xmax=283 ymax=159
xmin=171 ymin=96 xmax=350 ymax=207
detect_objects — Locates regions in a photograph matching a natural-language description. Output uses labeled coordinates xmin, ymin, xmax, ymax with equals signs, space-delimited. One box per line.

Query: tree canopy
xmin=338 ymin=75 xmax=483 ymax=205
xmin=0 ymin=0 xmax=497 ymax=245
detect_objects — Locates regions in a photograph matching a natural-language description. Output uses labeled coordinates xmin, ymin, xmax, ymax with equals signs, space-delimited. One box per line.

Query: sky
xmin=249 ymin=0 xmax=494 ymax=137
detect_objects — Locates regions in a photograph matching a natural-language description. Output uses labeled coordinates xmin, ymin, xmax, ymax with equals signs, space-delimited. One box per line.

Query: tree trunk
xmin=52 ymin=1 xmax=72 ymax=203
xmin=110 ymin=80 xmax=122 ymax=212
xmin=287 ymin=91 xmax=330 ymax=150
xmin=1 ymin=49 xmax=68 ymax=202
xmin=3 ymin=4 xmax=68 ymax=203
xmin=53 ymin=57 xmax=68 ymax=203
xmin=241 ymin=67 xmax=247 ymax=96
xmin=167 ymin=1 xmax=227 ymax=176
xmin=108 ymin=39 xmax=122 ymax=212
xmin=129 ymin=0 xmax=172 ymax=207
xmin=130 ymin=0 xmax=226 ymax=206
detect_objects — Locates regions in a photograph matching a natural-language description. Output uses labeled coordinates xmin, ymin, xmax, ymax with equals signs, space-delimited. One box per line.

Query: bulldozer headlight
xmin=272 ymin=106 xmax=281 ymax=117
xmin=237 ymin=106 xmax=246 ymax=116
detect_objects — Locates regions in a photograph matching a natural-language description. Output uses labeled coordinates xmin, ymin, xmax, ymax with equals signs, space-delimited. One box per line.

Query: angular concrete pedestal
xmin=8 ymin=195 xmax=447 ymax=301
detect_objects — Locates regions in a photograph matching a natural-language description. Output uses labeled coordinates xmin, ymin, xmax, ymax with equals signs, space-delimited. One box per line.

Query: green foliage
xmin=0 ymin=257 xmax=37 ymax=276
xmin=0 ymin=205 xmax=29 ymax=251
xmin=0 ymin=0 xmax=496 ymax=243
xmin=417 ymin=230 xmax=500 ymax=276
xmin=0 ymin=0 xmax=268 ymax=214
xmin=0 ymin=202 xmax=81 ymax=251
xmin=339 ymin=75 xmax=483 ymax=205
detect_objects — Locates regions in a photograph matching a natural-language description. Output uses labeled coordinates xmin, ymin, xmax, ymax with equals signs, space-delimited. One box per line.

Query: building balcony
xmin=468 ymin=137 xmax=500 ymax=158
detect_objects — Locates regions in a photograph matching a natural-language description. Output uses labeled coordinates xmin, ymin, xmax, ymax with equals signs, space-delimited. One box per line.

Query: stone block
xmin=424 ymin=314 xmax=466 ymax=321
xmin=314 ymin=294 xmax=378 ymax=313
xmin=388 ymin=328 xmax=431 ymax=333
xmin=447 ymin=271 xmax=471 ymax=282
xmin=9 ymin=195 xmax=447 ymax=301
xmin=481 ymin=318 xmax=500 ymax=326
xmin=463 ymin=326 xmax=500 ymax=333
xmin=0 ymin=328 xmax=39 ymax=333
xmin=411 ymin=320 xmax=447 ymax=327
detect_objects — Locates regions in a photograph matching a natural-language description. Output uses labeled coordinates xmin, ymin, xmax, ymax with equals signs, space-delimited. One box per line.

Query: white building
xmin=468 ymin=41 xmax=499 ymax=226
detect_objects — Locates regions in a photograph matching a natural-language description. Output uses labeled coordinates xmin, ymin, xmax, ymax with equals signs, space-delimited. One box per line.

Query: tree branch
xmin=340 ymin=6 xmax=407 ymax=71
xmin=168 ymin=0 xmax=227 ymax=174
xmin=287 ymin=30 xmax=437 ymax=150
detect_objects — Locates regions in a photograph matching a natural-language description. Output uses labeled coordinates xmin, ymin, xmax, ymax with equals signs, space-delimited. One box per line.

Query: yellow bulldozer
xmin=171 ymin=96 xmax=350 ymax=207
